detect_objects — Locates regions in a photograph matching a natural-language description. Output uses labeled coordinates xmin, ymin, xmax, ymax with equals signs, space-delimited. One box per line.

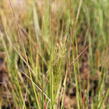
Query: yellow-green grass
xmin=0 ymin=0 xmax=109 ymax=109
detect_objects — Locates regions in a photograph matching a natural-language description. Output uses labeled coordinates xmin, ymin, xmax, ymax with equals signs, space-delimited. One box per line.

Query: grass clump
xmin=0 ymin=0 xmax=109 ymax=109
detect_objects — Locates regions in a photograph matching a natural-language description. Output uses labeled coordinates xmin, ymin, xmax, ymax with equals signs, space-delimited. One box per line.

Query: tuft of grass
xmin=0 ymin=0 xmax=109 ymax=109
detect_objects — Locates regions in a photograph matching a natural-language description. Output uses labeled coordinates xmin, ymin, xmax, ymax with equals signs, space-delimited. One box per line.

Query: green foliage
xmin=0 ymin=0 xmax=109 ymax=109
